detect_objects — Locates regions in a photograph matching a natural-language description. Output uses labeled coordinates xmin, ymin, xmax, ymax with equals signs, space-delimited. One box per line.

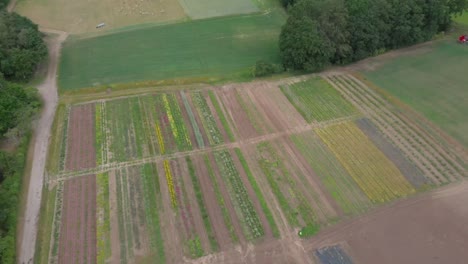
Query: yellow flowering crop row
xmin=164 ymin=160 xmax=177 ymax=208
xmin=155 ymin=124 xmax=165 ymax=154
xmin=316 ymin=122 xmax=415 ymax=203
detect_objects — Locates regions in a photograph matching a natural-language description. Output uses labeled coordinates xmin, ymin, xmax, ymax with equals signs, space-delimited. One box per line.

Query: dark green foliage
xmin=0 ymin=11 xmax=47 ymax=82
xmin=0 ymin=134 xmax=30 ymax=264
xmin=279 ymin=0 xmax=468 ymax=71
xmin=281 ymin=0 xmax=297 ymax=8
xmin=0 ymin=77 xmax=41 ymax=137
xmin=0 ymin=0 xmax=9 ymax=10
xmin=253 ymin=60 xmax=283 ymax=77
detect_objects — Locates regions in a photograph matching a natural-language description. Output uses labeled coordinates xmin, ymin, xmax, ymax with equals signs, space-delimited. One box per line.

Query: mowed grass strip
xmin=316 ymin=122 xmax=415 ymax=203
xmin=281 ymin=77 xmax=358 ymax=122
xmin=362 ymin=40 xmax=468 ymax=147
xmin=59 ymin=11 xmax=285 ymax=90
xmin=178 ymin=0 xmax=259 ymax=19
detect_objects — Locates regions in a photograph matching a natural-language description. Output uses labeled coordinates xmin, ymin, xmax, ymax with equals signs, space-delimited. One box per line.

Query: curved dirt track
xmin=19 ymin=28 xmax=68 ymax=264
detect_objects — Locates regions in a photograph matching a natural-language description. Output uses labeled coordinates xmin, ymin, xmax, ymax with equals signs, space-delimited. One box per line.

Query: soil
xmin=305 ymin=182 xmax=468 ymax=264
xmin=19 ymin=29 xmax=68 ymax=264
xmin=57 ymin=175 xmax=97 ymax=264
xmin=108 ymin=171 xmax=121 ymax=263
xmin=65 ymin=104 xmax=96 ymax=171
xmin=216 ymin=86 xmax=258 ymax=140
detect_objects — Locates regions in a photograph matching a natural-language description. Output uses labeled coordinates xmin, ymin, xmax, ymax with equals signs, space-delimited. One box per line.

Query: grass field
xmin=454 ymin=11 xmax=468 ymax=25
xmin=178 ymin=0 xmax=259 ymax=19
xmin=15 ymin=0 xmax=186 ymax=34
xmin=362 ymin=40 xmax=468 ymax=147
xmin=58 ymin=11 xmax=285 ymax=90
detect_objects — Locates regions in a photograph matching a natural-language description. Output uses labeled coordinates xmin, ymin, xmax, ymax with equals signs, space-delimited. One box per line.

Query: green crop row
xmin=162 ymin=93 xmax=192 ymax=151
xmin=96 ymin=173 xmax=111 ymax=264
xmin=187 ymin=236 xmax=204 ymax=258
xmin=290 ymin=132 xmax=372 ymax=215
xmin=214 ymin=150 xmax=264 ymax=240
xmin=181 ymin=92 xmax=205 ymax=148
xmin=203 ymin=154 xmax=238 ymax=243
xmin=192 ymin=91 xmax=223 ymax=145
xmin=58 ymin=106 xmax=70 ymax=172
xmin=208 ymin=90 xmax=235 ymax=142
xmin=256 ymin=142 xmax=319 ymax=231
xmin=140 ymin=163 xmax=165 ymax=263
xmin=186 ymin=156 xmax=218 ymax=251
xmin=234 ymin=148 xmax=279 ymax=238
xmin=280 ymin=77 xmax=358 ymax=122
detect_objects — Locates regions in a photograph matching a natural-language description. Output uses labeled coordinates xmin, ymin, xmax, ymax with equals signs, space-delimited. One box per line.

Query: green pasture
xmin=454 ymin=11 xmax=468 ymax=25
xmin=178 ymin=0 xmax=259 ymax=19
xmin=363 ymin=40 xmax=468 ymax=147
xmin=58 ymin=11 xmax=285 ymax=90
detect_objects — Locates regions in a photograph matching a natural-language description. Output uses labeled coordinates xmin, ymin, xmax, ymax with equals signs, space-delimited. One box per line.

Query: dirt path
xmin=19 ymin=29 xmax=68 ymax=264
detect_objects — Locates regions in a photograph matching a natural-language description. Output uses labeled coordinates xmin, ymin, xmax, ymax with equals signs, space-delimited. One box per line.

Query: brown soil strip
xmin=57 ymin=175 xmax=96 ymax=264
xmin=240 ymin=85 xmax=275 ymax=134
xmin=217 ymin=86 xmax=258 ymax=140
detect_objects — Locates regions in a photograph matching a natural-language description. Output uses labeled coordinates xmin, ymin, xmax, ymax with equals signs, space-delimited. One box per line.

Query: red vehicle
xmin=459 ymin=35 xmax=467 ymax=44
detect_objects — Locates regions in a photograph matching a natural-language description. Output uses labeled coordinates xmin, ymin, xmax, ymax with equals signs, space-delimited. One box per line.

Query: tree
xmin=279 ymin=16 xmax=334 ymax=71
xmin=0 ymin=11 xmax=47 ymax=82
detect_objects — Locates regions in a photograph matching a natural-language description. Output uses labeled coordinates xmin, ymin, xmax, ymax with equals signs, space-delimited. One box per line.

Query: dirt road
xmin=19 ymin=28 xmax=68 ymax=264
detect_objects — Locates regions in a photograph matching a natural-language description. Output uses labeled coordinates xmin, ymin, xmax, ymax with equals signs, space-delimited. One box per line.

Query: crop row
xmin=214 ymin=150 xmax=264 ymax=240
xmin=162 ymin=93 xmax=192 ymax=151
xmin=203 ymin=154 xmax=238 ymax=242
xmin=327 ymin=74 xmax=465 ymax=185
xmin=256 ymin=142 xmax=319 ymax=233
xmin=96 ymin=173 xmax=111 ymax=264
xmin=58 ymin=106 xmax=70 ymax=172
xmin=181 ymin=91 xmax=205 ymax=148
xmin=208 ymin=90 xmax=235 ymax=141
xmin=163 ymin=160 xmax=178 ymax=208
xmin=281 ymin=77 xmax=358 ymax=122
xmin=140 ymin=163 xmax=165 ymax=262
xmin=186 ymin=156 xmax=218 ymax=251
xmin=290 ymin=132 xmax=372 ymax=215
xmin=192 ymin=91 xmax=223 ymax=145
xmin=234 ymin=148 xmax=279 ymax=238
xmin=316 ymin=122 xmax=415 ymax=203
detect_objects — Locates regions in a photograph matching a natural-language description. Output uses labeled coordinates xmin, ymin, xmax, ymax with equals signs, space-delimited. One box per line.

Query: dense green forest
xmin=279 ymin=0 xmax=468 ymax=71
xmin=0 ymin=8 xmax=45 ymax=264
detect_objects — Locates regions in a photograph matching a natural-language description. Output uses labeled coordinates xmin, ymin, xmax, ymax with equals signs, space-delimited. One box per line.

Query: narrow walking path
xmin=19 ymin=28 xmax=68 ymax=264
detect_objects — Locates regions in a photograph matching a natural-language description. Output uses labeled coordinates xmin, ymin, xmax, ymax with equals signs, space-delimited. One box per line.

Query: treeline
xmin=279 ymin=0 xmax=468 ymax=71
xmin=0 ymin=8 xmax=45 ymax=264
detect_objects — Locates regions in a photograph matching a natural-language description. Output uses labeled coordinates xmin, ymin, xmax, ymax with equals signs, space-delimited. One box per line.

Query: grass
xmin=234 ymin=148 xmax=279 ymax=238
xmin=316 ymin=122 xmax=415 ymax=203
xmin=58 ymin=11 xmax=285 ymax=90
xmin=362 ymin=39 xmax=468 ymax=147
xmin=454 ymin=12 xmax=468 ymax=25
xmin=16 ymin=0 xmax=186 ymax=34
xmin=178 ymin=0 xmax=258 ymax=19
xmin=46 ymin=104 xmax=68 ymax=175
xmin=34 ymin=186 xmax=57 ymax=264
xmin=281 ymin=77 xmax=358 ymax=122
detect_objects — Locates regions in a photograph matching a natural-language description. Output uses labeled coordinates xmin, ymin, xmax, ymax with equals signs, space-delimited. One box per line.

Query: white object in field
xmin=96 ymin=23 xmax=106 ymax=28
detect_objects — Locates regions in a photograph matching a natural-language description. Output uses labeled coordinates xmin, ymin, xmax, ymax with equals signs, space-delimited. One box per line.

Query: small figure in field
xmin=459 ymin=35 xmax=467 ymax=44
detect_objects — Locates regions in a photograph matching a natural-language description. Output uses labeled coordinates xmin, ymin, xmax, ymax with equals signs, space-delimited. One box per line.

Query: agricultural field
xmin=15 ymin=0 xmax=187 ymax=34
xmin=40 ymin=73 xmax=467 ymax=263
xmin=178 ymin=0 xmax=259 ymax=19
xmin=361 ymin=39 xmax=468 ymax=147
xmin=58 ymin=11 xmax=285 ymax=90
